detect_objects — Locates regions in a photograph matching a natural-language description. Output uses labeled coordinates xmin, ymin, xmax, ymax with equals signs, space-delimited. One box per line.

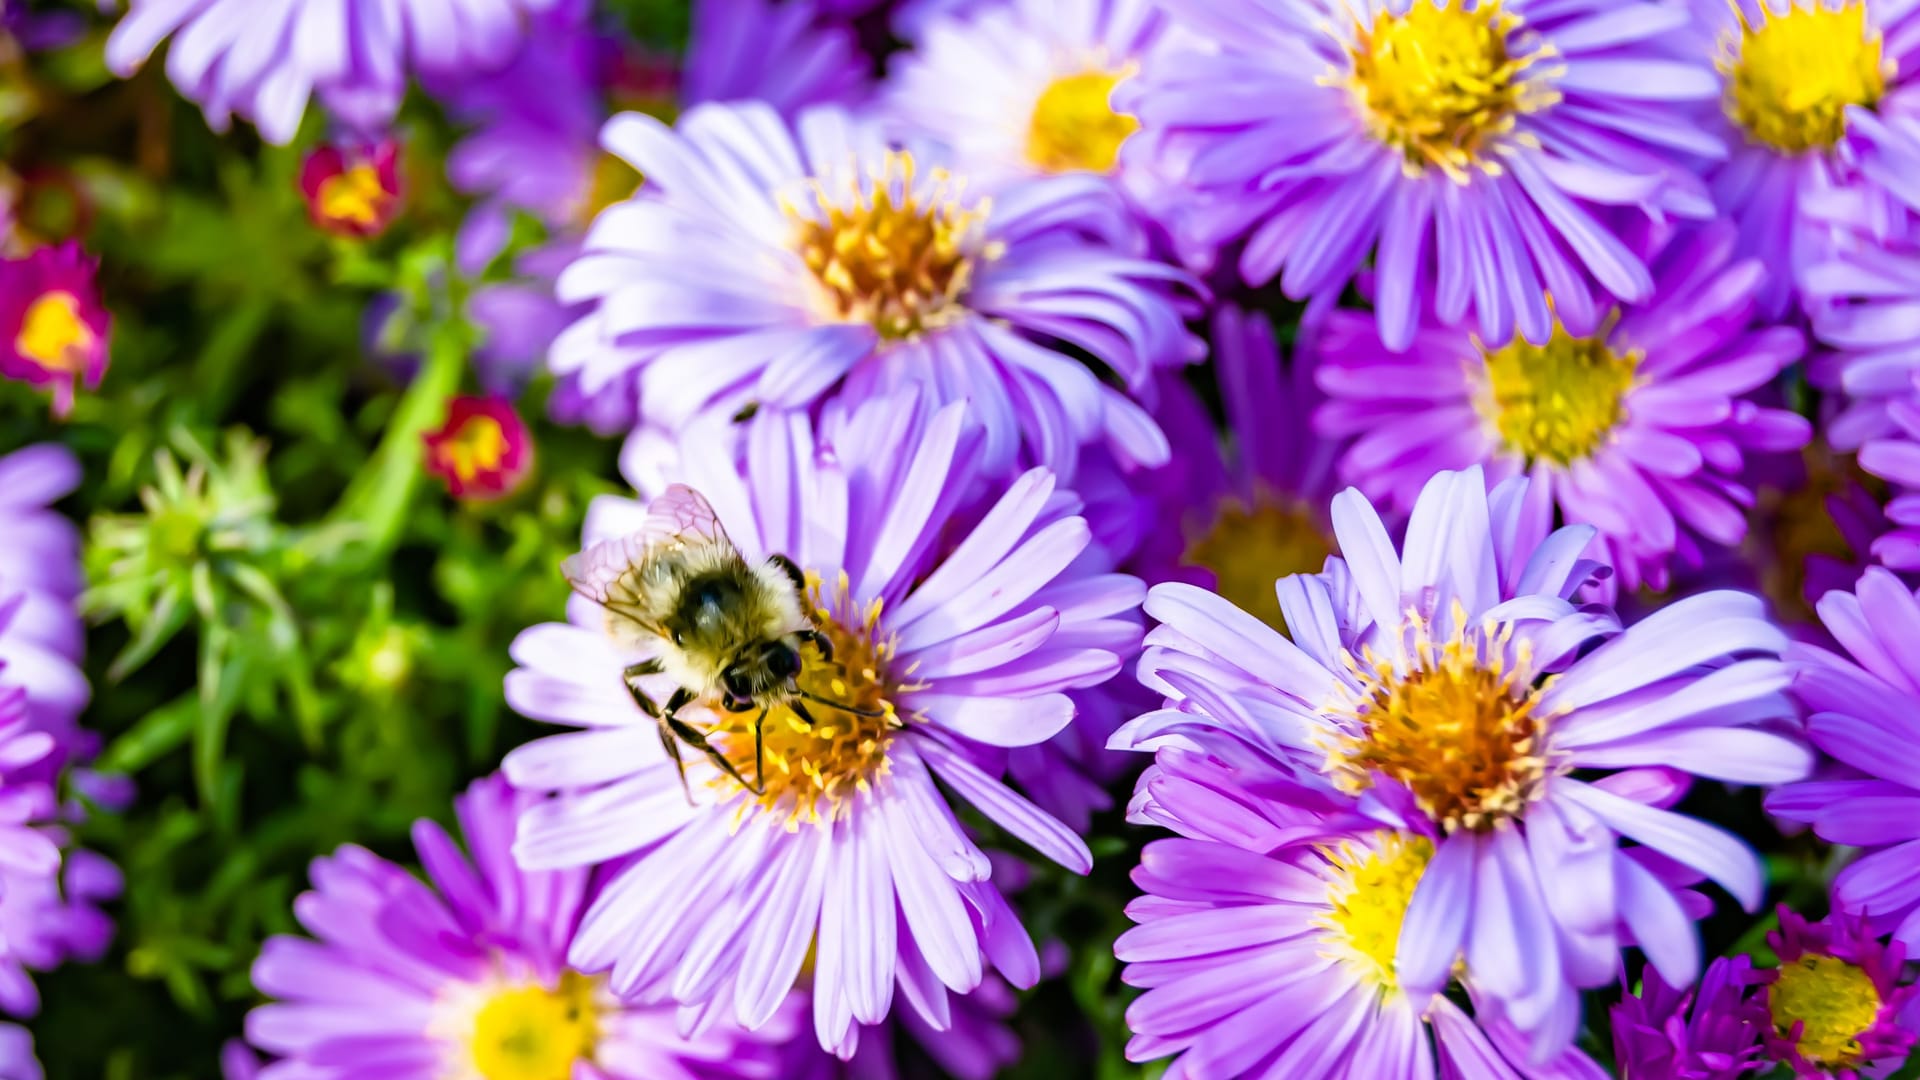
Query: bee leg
xmin=752 ymin=703 xmax=769 ymax=792
xmin=656 ymin=720 xmax=693 ymax=805
xmin=768 ymin=553 xmax=808 ymax=596
xmin=790 ymin=697 xmax=818 ymax=730
xmin=624 ymin=658 xmax=666 ymax=717
xmin=797 ymin=627 xmax=833 ymax=663
xmin=666 ymin=715 xmax=765 ymax=797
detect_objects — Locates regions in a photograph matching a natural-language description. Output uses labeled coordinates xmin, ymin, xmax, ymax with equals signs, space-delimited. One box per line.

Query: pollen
xmin=1319 ymin=833 xmax=1434 ymax=993
xmin=1325 ymin=605 xmax=1553 ymax=833
xmin=1182 ymin=491 xmax=1333 ymax=635
xmin=316 ymin=163 xmax=391 ymax=228
xmin=1768 ymin=953 xmax=1883 ymax=1067
xmin=466 ymin=972 xmax=601 ymax=1080
xmin=16 ymin=292 xmax=95 ymax=373
xmin=1476 ymin=318 xmax=1639 ymax=467
xmin=713 ymin=571 xmax=907 ymax=828
xmin=1722 ymin=2 xmax=1888 ymax=155
xmin=789 ymin=150 xmax=996 ymax=341
xmin=1344 ymin=0 xmax=1559 ymax=178
xmin=436 ymin=414 xmax=511 ymax=486
xmin=1026 ymin=66 xmax=1139 ymax=174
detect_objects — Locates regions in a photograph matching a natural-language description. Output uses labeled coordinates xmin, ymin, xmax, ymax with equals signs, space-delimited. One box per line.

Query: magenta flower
xmin=1120 ymin=0 xmax=1717 ymax=350
xmin=1768 ymin=568 xmax=1920 ymax=950
xmin=547 ymin=101 xmax=1198 ymax=475
xmin=1611 ymin=956 xmax=1768 ymax=1080
xmin=423 ymin=396 xmax=535 ymax=502
xmin=1759 ymin=908 xmax=1917 ymax=1077
xmin=504 ymin=393 xmax=1141 ymax=1053
xmin=242 ymin=773 xmax=786 ymax=1079
xmin=299 ymin=139 xmax=403 ymax=239
xmin=1315 ymin=225 xmax=1811 ymax=594
xmin=0 ymin=244 xmax=110 ymax=417
xmin=1115 ymin=467 xmax=1811 ymax=1055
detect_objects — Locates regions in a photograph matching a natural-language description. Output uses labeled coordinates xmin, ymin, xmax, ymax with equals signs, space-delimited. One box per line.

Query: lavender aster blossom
xmin=1758 ymin=907 xmax=1918 ymax=1077
xmin=242 ymin=773 xmax=784 ymax=1079
xmin=1611 ymin=957 xmax=1768 ymax=1079
xmin=106 ymin=0 xmax=563 ymax=144
xmin=682 ymin=0 xmax=870 ymax=116
xmin=1767 ymin=568 xmax=1920 ymax=951
xmin=548 ymin=101 xmax=1198 ymax=475
xmin=504 ymin=392 xmax=1141 ymax=1053
xmin=1119 ymin=0 xmax=1718 ymax=350
xmin=1315 ymin=225 xmax=1812 ymax=594
xmin=0 ymin=445 xmax=86 ymax=740
xmin=1686 ymin=0 xmax=1920 ymax=316
xmin=1114 ymin=467 xmax=1811 ymax=1054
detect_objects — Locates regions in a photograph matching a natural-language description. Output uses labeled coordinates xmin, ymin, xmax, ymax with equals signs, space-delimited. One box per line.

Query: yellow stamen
xmin=1182 ymin=491 xmax=1333 ymax=635
xmin=439 ymin=415 xmax=510 ymax=485
xmin=467 ymin=972 xmax=601 ymax=1080
xmin=1026 ymin=66 xmax=1140 ymax=174
xmin=1769 ymin=953 xmax=1883 ymax=1066
xmin=1325 ymin=604 xmax=1553 ymax=833
xmin=1721 ymin=2 xmax=1889 ymax=154
xmin=788 ymin=151 xmax=996 ymax=340
xmin=15 ymin=292 xmax=94 ymax=373
xmin=1344 ymin=0 xmax=1559 ymax=179
xmin=317 ymin=164 xmax=390 ymax=227
xmin=1475 ymin=318 xmax=1639 ymax=467
xmin=1319 ymin=833 xmax=1434 ymax=992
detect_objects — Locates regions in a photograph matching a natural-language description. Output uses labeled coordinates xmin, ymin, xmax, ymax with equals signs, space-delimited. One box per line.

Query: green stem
xmin=329 ymin=317 xmax=468 ymax=560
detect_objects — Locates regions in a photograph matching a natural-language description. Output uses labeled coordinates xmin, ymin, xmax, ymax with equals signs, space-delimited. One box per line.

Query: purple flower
xmin=1315 ymin=224 xmax=1812 ymax=595
xmin=1119 ymin=0 xmax=1717 ymax=350
xmin=1767 ymin=567 xmax=1920 ymax=951
xmin=1114 ymin=466 xmax=1812 ymax=1055
xmin=776 ymin=977 xmax=1022 ymax=1080
xmin=1687 ymin=0 xmax=1920 ymax=317
xmin=0 ymin=445 xmax=86 ymax=744
xmin=0 ymin=848 xmax=121 ymax=1018
xmin=0 ymin=1025 xmax=39 ymax=1080
xmin=242 ymin=773 xmax=785 ymax=1079
xmin=1116 ymin=821 xmax=1609 ymax=1078
xmin=503 ymin=392 xmax=1142 ymax=1053
xmin=1738 ymin=445 xmax=1892 ymax=631
xmin=1759 ymin=907 xmax=1917 ymax=1077
xmin=106 ymin=0 xmax=564 ymax=144
xmin=0 ymin=243 xmax=110 ymax=417
xmin=1611 ymin=956 xmax=1769 ymax=1079
xmin=547 ymin=101 xmax=1199 ymax=476
xmin=682 ymin=0 xmax=870 ymax=117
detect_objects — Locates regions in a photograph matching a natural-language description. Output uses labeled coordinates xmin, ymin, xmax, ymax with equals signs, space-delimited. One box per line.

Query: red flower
xmin=299 ymin=140 xmax=403 ymax=238
xmin=423 ymin=396 xmax=532 ymax=501
xmin=0 ymin=241 xmax=110 ymax=416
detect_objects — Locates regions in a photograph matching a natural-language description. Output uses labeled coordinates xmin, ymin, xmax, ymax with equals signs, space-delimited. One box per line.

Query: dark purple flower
xmin=1611 ymin=956 xmax=1768 ymax=1079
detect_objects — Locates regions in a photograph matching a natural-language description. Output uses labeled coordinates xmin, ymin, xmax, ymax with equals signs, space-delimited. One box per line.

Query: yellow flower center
xmin=438 ymin=415 xmax=510 ymax=486
xmin=1345 ymin=0 xmax=1557 ymax=178
xmin=1721 ymin=2 xmax=1889 ymax=154
xmin=1476 ymin=320 xmax=1639 ymax=467
xmin=1769 ymin=953 xmax=1883 ymax=1067
xmin=1752 ymin=448 xmax=1879 ymax=622
xmin=1326 ymin=608 xmax=1551 ymax=833
xmin=317 ymin=163 xmax=390 ymax=227
xmin=712 ymin=573 xmax=908 ymax=827
xmin=15 ymin=291 xmax=94 ymax=373
xmin=1182 ymin=492 xmax=1333 ymax=635
xmin=789 ymin=151 xmax=995 ymax=341
xmin=580 ymin=152 xmax=643 ymax=227
xmin=1319 ymin=833 xmax=1434 ymax=992
xmin=467 ymin=973 xmax=601 ymax=1080
xmin=1026 ymin=67 xmax=1140 ymax=174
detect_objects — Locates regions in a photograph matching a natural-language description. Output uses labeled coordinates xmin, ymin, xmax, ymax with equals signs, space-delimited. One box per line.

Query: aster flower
xmin=1116 ymin=818 xmax=1610 ymax=1077
xmin=242 ymin=773 xmax=787 ymax=1079
xmin=1767 ymin=568 xmax=1920 ymax=950
xmin=1737 ymin=445 xmax=1891 ymax=629
xmin=1611 ymin=957 xmax=1768 ymax=1079
xmin=1120 ymin=0 xmax=1717 ymax=350
xmin=548 ymin=100 xmax=1198 ymax=476
xmin=0 ymin=243 xmax=109 ymax=417
xmin=1115 ymin=466 xmax=1811 ymax=1054
xmin=106 ymin=0 xmax=562 ymax=144
xmin=1314 ymin=224 xmax=1812 ymax=594
xmin=423 ymin=395 xmax=533 ymax=501
xmin=504 ymin=392 xmax=1141 ymax=1053
xmin=299 ymin=139 xmax=402 ymax=239
xmin=0 ymin=848 xmax=120 ymax=1019
xmin=1758 ymin=907 xmax=1917 ymax=1077
xmin=681 ymin=0 xmax=870 ymax=117
xmin=0 ymin=444 xmax=86 ymax=735
xmin=1687 ymin=0 xmax=1920 ymax=317
xmin=776 ymin=977 xmax=1022 ymax=1080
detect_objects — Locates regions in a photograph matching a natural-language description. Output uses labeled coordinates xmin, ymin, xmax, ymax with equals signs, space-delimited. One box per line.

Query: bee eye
xmin=723 ymin=671 xmax=751 ymax=698
xmin=671 ymin=629 xmax=684 ymax=646
xmin=767 ymin=645 xmax=798 ymax=678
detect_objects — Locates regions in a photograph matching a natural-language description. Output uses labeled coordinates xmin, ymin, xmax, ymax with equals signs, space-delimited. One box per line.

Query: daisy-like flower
xmin=1689 ymin=0 xmax=1920 ymax=316
xmin=0 ymin=243 xmax=109 ymax=417
xmin=1120 ymin=0 xmax=1718 ymax=350
xmin=504 ymin=392 xmax=1141 ymax=1053
xmin=0 ymin=847 xmax=120 ymax=1020
xmin=242 ymin=772 xmax=787 ymax=1079
xmin=1767 ymin=567 xmax=1920 ymax=949
xmin=1116 ymin=814 xmax=1609 ymax=1077
xmin=1738 ymin=446 xmax=1891 ymax=629
xmin=105 ymin=0 xmax=562 ymax=144
xmin=548 ymin=100 xmax=1198 ymax=475
xmin=299 ymin=139 xmax=402 ymax=239
xmin=1758 ymin=908 xmax=1918 ymax=1076
xmin=1115 ymin=466 xmax=1811 ymax=1053
xmin=681 ymin=0 xmax=870 ymax=118
xmin=0 ymin=444 xmax=87 ymax=735
xmin=423 ymin=396 xmax=534 ymax=502
xmin=776 ymin=976 xmax=1022 ymax=1080
xmin=1314 ymin=225 xmax=1812 ymax=594
xmin=884 ymin=0 xmax=1181 ymax=199
xmin=1611 ymin=957 xmax=1768 ymax=1079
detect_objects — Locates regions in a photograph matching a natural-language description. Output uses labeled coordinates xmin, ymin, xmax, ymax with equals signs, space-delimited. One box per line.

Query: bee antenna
xmin=794 ymin=687 xmax=887 ymax=718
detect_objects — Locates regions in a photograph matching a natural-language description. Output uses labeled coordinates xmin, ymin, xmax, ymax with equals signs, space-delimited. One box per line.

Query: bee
xmin=563 ymin=484 xmax=880 ymax=800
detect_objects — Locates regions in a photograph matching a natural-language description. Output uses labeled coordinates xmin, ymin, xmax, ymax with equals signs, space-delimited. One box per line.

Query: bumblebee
xmin=564 ymin=484 xmax=877 ymax=799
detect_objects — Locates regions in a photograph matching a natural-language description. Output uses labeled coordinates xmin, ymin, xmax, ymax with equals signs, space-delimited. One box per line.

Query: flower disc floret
xmin=1026 ymin=68 xmax=1139 ymax=174
xmin=1722 ymin=2 xmax=1888 ymax=154
xmin=1477 ymin=321 xmax=1639 ymax=466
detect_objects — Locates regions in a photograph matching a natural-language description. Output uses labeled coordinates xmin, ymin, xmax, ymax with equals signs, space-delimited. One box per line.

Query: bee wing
xmin=645 ymin=484 xmax=735 ymax=551
xmin=560 ymin=484 xmax=738 ymax=607
xmin=560 ymin=532 xmax=652 ymax=607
